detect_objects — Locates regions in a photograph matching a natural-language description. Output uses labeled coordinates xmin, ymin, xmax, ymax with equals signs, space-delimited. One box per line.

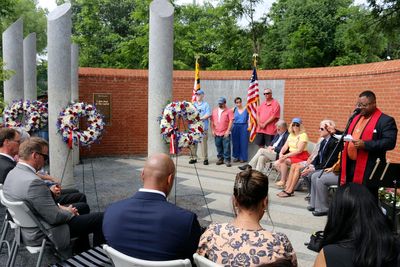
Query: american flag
xmin=246 ymin=67 xmax=259 ymax=142
xmin=191 ymin=58 xmax=201 ymax=102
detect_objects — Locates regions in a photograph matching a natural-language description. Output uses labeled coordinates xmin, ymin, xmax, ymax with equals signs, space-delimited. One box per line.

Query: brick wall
xmin=79 ymin=60 xmax=400 ymax=161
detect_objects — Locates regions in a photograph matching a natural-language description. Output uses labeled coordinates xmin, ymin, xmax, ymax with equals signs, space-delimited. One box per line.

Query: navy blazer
xmin=271 ymin=131 xmax=289 ymax=154
xmin=103 ymin=191 xmax=201 ymax=261
xmin=312 ymin=137 xmax=340 ymax=170
xmin=0 ymin=154 xmax=16 ymax=184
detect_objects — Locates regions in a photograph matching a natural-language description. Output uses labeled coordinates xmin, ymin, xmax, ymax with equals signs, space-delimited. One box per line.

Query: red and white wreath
xmin=4 ymin=100 xmax=48 ymax=132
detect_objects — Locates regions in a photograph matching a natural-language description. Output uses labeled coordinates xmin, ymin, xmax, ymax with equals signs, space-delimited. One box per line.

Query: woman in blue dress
xmin=232 ymin=97 xmax=249 ymax=163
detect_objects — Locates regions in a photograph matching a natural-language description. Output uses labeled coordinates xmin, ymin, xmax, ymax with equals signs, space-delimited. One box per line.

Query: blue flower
xmin=221 ymin=251 xmax=233 ymax=264
xmin=240 ymin=233 xmax=250 ymax=242
xmin=231 ymin=253 xmax=250 ymax=267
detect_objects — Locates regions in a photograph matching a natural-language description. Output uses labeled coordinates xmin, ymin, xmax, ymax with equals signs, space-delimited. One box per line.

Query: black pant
xmin=68 ymin=212 xmax=105 ymax=253
xmin=55 ymin=189 xmax=90 ymax=215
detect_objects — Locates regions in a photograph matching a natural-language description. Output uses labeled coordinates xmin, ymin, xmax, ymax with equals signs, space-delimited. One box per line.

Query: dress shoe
xmin=238 ymin=164 xmax=251 ymax=170
xmin=232 ymin=158 xmax=240 ymax=163
xmin=216 ymin=159 xmax=224 ymax=165
xmin=203 ymin=160 xmax=209 ymax=165
xmin=304 ymin=193 xmax=311 ymax=201
xmin=225 ymin=162 xmax=232 ymax=167
xmin=240 ymin=160 xmax=246 ymax=163
xmin=189 ymin=159 xmax=197 ymax=164
xmin=307 ymin=206 xmax=315 ymax=212
xmin=312 ymin=211 xmax=328 ymax=217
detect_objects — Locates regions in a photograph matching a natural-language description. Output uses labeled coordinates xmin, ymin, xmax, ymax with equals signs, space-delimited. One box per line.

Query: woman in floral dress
xmin=197 ymin=169 xmax=297 ymax=267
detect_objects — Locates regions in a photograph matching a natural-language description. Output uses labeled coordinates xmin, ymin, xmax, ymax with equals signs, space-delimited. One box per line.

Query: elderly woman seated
xmin=197 ymin=169 xmax=297 ymax=267
xmin=274 ymin=118 xmax=309 ymax=188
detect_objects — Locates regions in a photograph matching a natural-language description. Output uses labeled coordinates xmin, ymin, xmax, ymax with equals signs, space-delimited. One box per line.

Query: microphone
xmin=349 ymin=107 xmax=361 ymax=119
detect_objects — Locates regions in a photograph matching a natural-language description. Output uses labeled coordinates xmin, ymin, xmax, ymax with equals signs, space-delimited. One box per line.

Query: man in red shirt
xmin=210 ymin=97 xmax=234 ymax=167
xmin=255 ymin=89 xmax=281 ymax=148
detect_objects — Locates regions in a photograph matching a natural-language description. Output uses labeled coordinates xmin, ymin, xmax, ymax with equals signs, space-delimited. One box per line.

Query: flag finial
xmin=252 ymin=53 xmax=258 ymax=68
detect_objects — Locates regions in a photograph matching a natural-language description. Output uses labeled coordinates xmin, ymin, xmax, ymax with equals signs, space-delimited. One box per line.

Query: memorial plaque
xmin=93 ymin=93 xmax=112 ymax=125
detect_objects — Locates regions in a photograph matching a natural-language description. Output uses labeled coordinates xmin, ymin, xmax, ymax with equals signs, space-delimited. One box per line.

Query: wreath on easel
xmin=57 ymin=102 xmax=105 ymax=147
xmin=4 ymin=99 xmax=48 ymax=132
xmin=160 ymin=101 xmax=204 ymax=150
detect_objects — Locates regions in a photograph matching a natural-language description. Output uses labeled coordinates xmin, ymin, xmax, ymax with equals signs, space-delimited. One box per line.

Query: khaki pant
xmin=189 ymin=132 xmax=208 ymax=161
xmin=248 ymin=148 xmax=277 ymax=172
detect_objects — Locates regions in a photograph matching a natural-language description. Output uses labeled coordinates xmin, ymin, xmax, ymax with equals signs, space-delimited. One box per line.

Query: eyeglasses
xmin=10 ymin=139 xmax=21 ymax=144
xmin=319 ymin=127 xmax=326 ymax=131
xmin=36 ymin=152 xmax=49 ymax=162
xmin=357 ymin=102 xmax=374 ymax=108
xmin=235 ymin=101 xmax=241 ymax=104
xmin=292 ymin=123 xmax=300 ymax=127
xmin=264 ymin=92 xmax=272 ymax=95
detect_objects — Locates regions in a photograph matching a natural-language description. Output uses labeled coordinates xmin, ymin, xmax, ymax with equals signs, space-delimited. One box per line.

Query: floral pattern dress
xmin=197 ymin=223 xmax=297 ymax=267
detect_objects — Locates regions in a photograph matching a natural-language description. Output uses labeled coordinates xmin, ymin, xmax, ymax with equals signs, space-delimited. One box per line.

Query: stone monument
xmin=23 ymin=32 xmax=37 ymax=100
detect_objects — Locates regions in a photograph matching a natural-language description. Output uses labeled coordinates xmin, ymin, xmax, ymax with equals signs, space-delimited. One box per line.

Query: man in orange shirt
xmin=210 ymin=97 xmax=234 ymax=167
xmin=341 ymin=90 xmax=397 ymax=196
xmin=255 ymin=89 xmax=281 ymax=148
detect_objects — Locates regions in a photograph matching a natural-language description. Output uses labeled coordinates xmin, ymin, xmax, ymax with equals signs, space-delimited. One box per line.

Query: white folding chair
xmin=193 ymin=253 xmax=222 ymax=267
xmin=102 ymin=244 xmax=192 ymax=267
xmin=0 ymin=189 xmax=48 ymax=267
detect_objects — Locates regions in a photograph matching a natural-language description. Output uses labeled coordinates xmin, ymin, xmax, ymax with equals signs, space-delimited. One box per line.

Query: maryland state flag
xmin=191 ymin=58 xmax=201 ymax=102
xmin=246 ymin=68 xmax=259 ymax=142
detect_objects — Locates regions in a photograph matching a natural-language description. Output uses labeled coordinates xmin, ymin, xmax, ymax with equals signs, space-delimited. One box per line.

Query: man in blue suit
xmin=103 ymin=153 xmax=202 ymax=261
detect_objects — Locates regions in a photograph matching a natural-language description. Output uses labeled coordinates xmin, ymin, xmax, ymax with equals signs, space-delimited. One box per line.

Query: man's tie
xmin=319 ymin=139 xmax=327 ymax=164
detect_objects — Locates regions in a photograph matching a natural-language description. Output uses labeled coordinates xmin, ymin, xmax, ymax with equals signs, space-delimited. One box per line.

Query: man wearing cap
xmin=189 ymin=89 xmax=211 ymax=165
xmin=210 ymin=97 xmax=234 ymax=167
xmin=255 ymin=89 xmax=281 ymax=148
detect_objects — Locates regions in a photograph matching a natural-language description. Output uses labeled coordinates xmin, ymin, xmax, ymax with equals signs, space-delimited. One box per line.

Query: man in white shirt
xmin=0 ymin=128 xmax=20 ymax=184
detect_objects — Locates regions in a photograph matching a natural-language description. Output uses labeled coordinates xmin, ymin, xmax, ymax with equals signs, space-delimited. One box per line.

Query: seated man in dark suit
xmin=3 ymin=137 xmax=104 ymax=253
xmin=239 ymin=120 xmax=289 ymax=171
xmin=0 ymin=128 xmax=20 ymax=184
xmin=103 ymin=153 xmax=202 ymax=262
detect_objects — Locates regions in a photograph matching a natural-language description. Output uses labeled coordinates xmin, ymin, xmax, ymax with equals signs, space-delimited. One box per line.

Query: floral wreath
xmin=57 ymin=102 xmax=105 ymax=147
xmin=4 ymin=100 xmax=48 ymax=132
xmin=160 ymin=101 xmax=204 ymax=150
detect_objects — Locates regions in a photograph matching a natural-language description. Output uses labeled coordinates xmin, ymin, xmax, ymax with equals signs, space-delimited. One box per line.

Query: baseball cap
xmin=217 ymin=97 xmax=226 ymax=104
xmin=292 ymin=118 xmax=302 ymax=124
xmin=195 ymin=89 xmax=204 ymax=95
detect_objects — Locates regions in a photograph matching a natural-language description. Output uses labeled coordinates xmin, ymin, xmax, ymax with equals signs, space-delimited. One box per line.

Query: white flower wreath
xmin=57 ymin=102 xmax=105 ymax=147
xmin=160 ymin=101 xmax=204 ymax=149
xmin=4 ymin=100 xmax=48 ymax=132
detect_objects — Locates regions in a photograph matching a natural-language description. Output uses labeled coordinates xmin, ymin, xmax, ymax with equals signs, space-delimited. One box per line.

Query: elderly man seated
xmin=3 ymin=137 xmax=104 ymax=254
xmin=239 ymin=120 xmax=288 ymax=172
xmin=103 ymin=153 xmax=201 ymax=262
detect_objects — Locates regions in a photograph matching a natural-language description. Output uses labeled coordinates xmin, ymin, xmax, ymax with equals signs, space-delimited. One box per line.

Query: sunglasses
xmin=292 ymin=123 xmax=300 ymax=127
xmin=36 ymin=152 xmax=49 ymax=161
xmin=264 ymin=92 xmax=272 ymax=95
xmin=319 ymin=127 xmax=326 ymax=131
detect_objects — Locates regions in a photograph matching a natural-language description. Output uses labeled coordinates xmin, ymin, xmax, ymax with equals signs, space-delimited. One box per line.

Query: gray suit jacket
xmin=3 ymin=163 xmax=73 ymax=249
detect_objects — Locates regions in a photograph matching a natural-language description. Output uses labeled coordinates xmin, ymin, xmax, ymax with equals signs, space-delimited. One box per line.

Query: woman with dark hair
xmin=197 ymin=169 xmax=297 ymax=266
xmin=314 ymin=183 xmax=400 ymax=267
xmin=232 ymin=97 xmax=249 ymax=163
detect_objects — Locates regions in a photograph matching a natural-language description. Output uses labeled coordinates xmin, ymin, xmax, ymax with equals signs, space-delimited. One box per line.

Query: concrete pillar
xmin=148 ymin=0 xmax=174 ymax=156
xmin=71 ymin=43 xmax=80 ymax=166
xmin=2 ymin=18 xmax=24 ymax=104
xmin=23 ymin=33 xmax=37 ymax=100
xmin=47 ymin=4 xmax=73 ymax=188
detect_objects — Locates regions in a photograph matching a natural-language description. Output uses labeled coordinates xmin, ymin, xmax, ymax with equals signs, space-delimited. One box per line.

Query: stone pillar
xmin=148 ymin=0 xmax=174 ymax=156
xmin=47 ymin=4 xmax=73 ymax=188
xmin=71 ymin=43 xmax=80 ymax=165
xmin=23 ymin=32 xmax=37 ymax=100
xmin=2 ymin=18 xmax=24 ymax=104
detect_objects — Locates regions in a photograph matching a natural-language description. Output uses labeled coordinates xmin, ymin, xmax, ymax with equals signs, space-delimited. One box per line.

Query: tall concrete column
xmin=2 ymin=18 xmax=24 ymax=104
xmin=47 ymin=4 xmax=73 ymax=188
xmin=148 ymin=0 xmax=174 ymax=156
xmin=71 ymin=43 xmax=80 ymax=166
xmin=23 ymin=32 xmax=37 ymax=100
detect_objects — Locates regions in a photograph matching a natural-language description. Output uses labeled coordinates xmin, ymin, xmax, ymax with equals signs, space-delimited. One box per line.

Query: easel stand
xmin=169 ymin=124 xmax=213 ymax=222
xmin=368 ymin=160 xmax=400 ymax=234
